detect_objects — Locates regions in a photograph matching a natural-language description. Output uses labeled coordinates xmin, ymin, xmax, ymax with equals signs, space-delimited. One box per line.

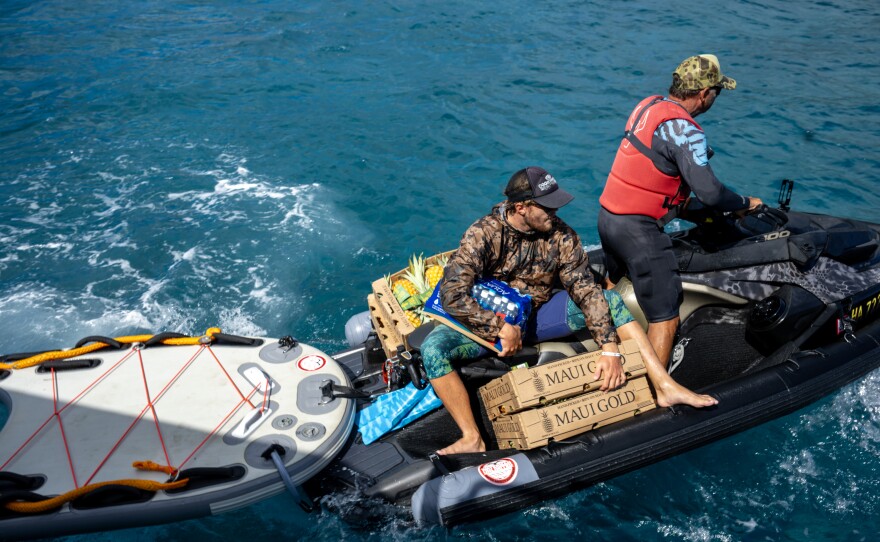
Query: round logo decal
xmin=297 ymin=355 xmax=326 ymax=372
xmin=478 ymin=457 xmax=518 ymax=486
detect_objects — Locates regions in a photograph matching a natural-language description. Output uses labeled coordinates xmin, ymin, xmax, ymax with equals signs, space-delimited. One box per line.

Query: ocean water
xmin=1 ymin=0 xmax=879 ymax=540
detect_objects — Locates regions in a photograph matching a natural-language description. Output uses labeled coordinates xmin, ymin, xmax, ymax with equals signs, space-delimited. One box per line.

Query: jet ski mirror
xmin=778 ymin=179 xmax=794 ymax=211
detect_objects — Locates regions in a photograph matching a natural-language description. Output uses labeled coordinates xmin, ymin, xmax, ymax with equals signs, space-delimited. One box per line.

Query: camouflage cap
xmin=672 ymin=54 xmax=737 ymax=91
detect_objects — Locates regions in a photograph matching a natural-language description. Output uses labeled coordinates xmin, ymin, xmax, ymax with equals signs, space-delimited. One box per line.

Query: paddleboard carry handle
xmin=212 ymin=333 xmax=264 ymax=347
xmin=143 ymin=332 xmax=188 ymax=347
xmin=74 ymin=336 xmax=124 ymax=349
xmin=35 ymin=358 xmax=102 ymax=374
xmin=0 ymin=472 xmax=45 ymax=492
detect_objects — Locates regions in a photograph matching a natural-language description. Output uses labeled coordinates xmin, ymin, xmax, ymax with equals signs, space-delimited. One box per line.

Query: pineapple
xmin=425 ymin=254 xmax=448 ymax=290
xmin=392 ymin=277 xmax=419 ymax=306
xmin=404 ymin=309 xmax=423 ymax=328
xmin=403 ymin=253 xmax=431 ymax=304
xmin=386 ymin=253 xmax=450 ymax=328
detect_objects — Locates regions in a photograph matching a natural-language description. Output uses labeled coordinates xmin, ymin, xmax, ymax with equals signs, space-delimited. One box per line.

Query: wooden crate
xmin=368 ymin=287 xmax=415 ymax=358
xmin=368 ymin=250 xmax=454 ymax=358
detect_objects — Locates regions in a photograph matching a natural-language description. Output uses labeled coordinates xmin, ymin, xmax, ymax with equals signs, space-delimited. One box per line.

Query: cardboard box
xmin=369 ymin=250 xmax=455 ymax=358
xmin=479 ymin=339 xmax=646 ymax=420
xmin=492 ymin=376 xmax=656 ymax=450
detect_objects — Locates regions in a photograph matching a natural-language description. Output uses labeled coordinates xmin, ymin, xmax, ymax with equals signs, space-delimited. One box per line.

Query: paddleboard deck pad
xmin=0 ymin=333 xmax=355 ymax=540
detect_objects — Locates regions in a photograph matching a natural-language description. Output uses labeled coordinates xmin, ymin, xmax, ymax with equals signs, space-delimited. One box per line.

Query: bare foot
xmin=436 ymin=434 xmax=486 ymax=455
xmin=655 ymin=380 xmax=718 ymax=408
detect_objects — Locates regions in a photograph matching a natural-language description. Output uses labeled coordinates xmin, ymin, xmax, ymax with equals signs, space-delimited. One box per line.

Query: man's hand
xmin=594 ymin=342 xmax=626 ymax=391
xmin=496 ymin=322 xmax=522 ymax=357
xmin=735 ymin=196 xmax=763 ymax=218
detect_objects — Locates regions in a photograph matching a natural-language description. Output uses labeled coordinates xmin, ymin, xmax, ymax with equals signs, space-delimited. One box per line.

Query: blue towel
xmin=357 ymin=382 xmax=443 ymax=445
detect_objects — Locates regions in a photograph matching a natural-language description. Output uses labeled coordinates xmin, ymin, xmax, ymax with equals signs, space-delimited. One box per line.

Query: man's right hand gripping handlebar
xmin=497 ymin=322 xmax=523 ymax=357
xmin=736 ymin=196 xmax=764 ymax=217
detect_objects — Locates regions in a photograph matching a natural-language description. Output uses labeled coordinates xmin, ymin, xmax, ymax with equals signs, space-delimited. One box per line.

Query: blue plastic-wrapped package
xmin=423 ymin=278 xmax=531 ymax=352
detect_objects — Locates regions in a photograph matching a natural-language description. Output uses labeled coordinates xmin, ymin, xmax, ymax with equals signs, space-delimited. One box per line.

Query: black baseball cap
xmin=504 ymin=166 xmax=574 ymax=209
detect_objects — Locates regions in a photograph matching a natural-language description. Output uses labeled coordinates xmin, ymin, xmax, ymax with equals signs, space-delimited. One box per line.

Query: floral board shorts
xmin=421 ymin=289 xmax=634 ymax=379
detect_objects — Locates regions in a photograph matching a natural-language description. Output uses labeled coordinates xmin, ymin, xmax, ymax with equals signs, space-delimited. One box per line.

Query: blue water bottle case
xmin=423 ymin=278 xmax=531 ymax=352
xmin=469 ymin=279 xmax=531 ymax=328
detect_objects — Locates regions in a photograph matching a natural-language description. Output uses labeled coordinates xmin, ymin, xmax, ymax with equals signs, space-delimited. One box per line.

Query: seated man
xmin=422 ymin=166 xmax=717 ymax=455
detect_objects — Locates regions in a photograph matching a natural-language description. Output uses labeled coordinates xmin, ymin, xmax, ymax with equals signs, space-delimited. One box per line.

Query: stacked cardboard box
xmin=480 ymin=339 xmax=646 ymax=418
xmin=479 ymin=340 xmax=657 ymax=450
xmin=491 ymin=376 xmax=656 ymax=449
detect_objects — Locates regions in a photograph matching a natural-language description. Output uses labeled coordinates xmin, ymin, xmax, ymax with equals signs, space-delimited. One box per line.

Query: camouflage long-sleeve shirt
xmin=440 ymin=203 xmax=618 ymax=346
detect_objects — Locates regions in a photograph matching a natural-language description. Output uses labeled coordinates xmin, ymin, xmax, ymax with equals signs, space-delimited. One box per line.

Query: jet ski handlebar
xmin=679 ymin=200 xmax=790 ymax=248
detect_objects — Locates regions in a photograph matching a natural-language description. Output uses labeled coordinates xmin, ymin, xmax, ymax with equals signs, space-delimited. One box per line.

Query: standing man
xmin=424 ymin=166 xmax=717 ymax=456
xmin=598 ymin=54 xmax=762 ymax=366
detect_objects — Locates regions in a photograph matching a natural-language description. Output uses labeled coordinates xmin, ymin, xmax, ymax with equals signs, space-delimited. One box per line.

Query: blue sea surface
xmin=2 ymin=0 xmax=879 ymax=540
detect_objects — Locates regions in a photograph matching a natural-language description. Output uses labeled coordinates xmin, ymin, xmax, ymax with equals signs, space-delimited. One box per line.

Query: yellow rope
xmin=0 ymin=327 xmax=222 ymax=370
xmin=3 ymin=478 xmax=189 ymax=513
xmin=132 ymin=460 xmax=178 ymax=476
xmin=3 ymin=461 xmax=187 ymax=513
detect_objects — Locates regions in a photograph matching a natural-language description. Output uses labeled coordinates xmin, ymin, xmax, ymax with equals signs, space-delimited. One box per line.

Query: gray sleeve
xmin=654 ymin=119 xmax=749 ymax=212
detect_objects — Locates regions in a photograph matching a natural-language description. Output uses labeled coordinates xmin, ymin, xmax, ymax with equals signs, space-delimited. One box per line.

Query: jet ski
xmin=3 ymin=182 xmax=880 ymax=536
xmin=306 ymin=181 xmax=880 ymax=525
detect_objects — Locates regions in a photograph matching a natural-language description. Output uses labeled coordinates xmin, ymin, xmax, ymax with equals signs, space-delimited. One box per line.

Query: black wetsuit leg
xmin=597 ymin=207 xmax=682 ymax=323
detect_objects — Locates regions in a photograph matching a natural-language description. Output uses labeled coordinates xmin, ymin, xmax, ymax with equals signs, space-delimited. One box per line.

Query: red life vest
xmin=600 ymin=95 xmax=702 ymax=220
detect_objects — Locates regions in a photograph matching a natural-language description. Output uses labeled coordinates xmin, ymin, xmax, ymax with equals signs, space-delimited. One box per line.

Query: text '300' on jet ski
xmin=2 ymin=182 xmax=880 ymax=538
